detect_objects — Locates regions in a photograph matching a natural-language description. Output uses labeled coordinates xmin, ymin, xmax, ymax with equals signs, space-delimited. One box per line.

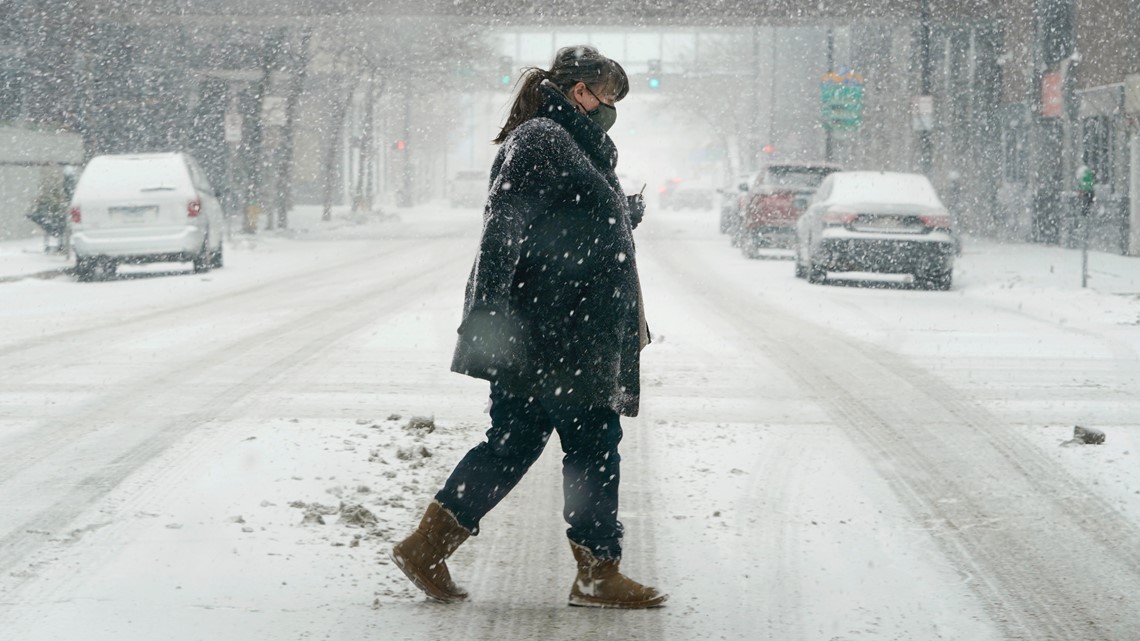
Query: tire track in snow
xmin=652 ymin=239 xmax=1140 ymax=641
xmin=632 ymin=247 xmax=813 ymax=640
xmin=0 ymin=239 xmax=471 ymax=583
xmin=0 ymin=238 xmax=465 ymax=488
xmin=0 ymin=239 xmax=430 ymax=381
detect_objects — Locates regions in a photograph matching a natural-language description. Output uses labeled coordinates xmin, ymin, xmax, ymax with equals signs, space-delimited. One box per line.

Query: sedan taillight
xmin=822 ymin=209 xmax=857 ymax=226
xmin=69 ymin=206 xmax=81 ymax=223
xmin=919 ymin=213 xmax=952 ymax=229
xmin=187 ymin=199 xmax=201 ymax=218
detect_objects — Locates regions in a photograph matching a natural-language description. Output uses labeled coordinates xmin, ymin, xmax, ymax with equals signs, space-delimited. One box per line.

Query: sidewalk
xmin=0 ymin=235 xmax=72 ymax=282
xmin=961 ymin=238 xmax=1140 ymax=296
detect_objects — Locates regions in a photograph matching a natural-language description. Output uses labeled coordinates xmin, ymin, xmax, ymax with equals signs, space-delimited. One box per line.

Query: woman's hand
xmin=627 ymin=194 xmax=645 ymax=229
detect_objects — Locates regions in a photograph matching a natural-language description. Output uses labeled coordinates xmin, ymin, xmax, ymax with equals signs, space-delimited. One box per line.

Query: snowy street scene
xmin=3 ymin=206 xmax=1140 ymax=640
xmin=3 ymin=2 xmax=1140 ymax=640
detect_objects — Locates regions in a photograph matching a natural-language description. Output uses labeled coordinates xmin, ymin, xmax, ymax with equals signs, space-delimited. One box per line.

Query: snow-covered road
xmin=1 ymin=206 xmax=1139 ymax=640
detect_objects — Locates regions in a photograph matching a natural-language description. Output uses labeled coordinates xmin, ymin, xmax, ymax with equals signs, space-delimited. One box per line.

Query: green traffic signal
xmin=647 ymin=58 xmax=661 ymax=90
xmin=498 ymin=55 xmax=513 ymax=89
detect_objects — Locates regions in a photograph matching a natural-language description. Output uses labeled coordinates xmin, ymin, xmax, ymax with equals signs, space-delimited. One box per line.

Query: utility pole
xmin=751 ymin=25 xmax=762 ymax=171
xmin=918 ymin=0 xmax=933 ymax=176
xmin=248 ymin=29 xmax=284 ymax=232
xmin=1078 ymin=165 xmax=1094 ymax=287
xmin=363 ymin=68 xmax=377 ymax=214
xmin=768 ymin=27 xmax=778 ymax=156
xmin=825 ymin=27 xmax=835 ymax=163
xmin=278 ymin=26 xmax=311 ymax=231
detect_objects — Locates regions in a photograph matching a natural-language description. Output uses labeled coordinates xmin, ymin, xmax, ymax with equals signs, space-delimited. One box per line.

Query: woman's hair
xmin=493 ymin=45 xmax=629 ymax=144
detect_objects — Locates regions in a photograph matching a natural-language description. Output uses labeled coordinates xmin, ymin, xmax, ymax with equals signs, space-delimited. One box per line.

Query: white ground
xmin=1 ymin=204 xmax=1139 ymax=641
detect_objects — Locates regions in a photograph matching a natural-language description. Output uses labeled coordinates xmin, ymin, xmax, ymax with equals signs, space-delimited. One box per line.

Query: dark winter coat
xmin=451 ymin=82 xmax=646 ymax=416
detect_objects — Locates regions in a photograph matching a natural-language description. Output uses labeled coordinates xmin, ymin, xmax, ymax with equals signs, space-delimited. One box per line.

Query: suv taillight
xmin=69 ymin=206 xmax=81 ymax=223
xmin=187 ymin=199 xmax=201 ymax=218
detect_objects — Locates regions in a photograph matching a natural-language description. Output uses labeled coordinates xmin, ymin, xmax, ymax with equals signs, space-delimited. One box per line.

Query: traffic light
xmin=647 ymin=59 xmax=661 ymax=90
xmin=499 ymin=56 xmax=513 ymax=88
xmin=393 ymin=139 xmax=406 ymax=151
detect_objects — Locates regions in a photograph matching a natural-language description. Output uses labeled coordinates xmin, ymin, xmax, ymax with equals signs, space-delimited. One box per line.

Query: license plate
xmin=856 ymin=216 xmax=919 ymax=231
xmin=110 ymin=206 xmax=158 ymax=220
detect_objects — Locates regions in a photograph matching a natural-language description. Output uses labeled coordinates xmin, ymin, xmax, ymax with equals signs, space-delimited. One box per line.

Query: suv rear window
xmin=77 ymin=156 xmax=191 ymax=195
xmin=765 ymin=166 xmax=836 ymax=190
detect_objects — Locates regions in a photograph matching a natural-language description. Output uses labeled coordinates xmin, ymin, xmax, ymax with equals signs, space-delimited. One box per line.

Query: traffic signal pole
xmin=918 ymin=0 xmax=933 ymax=176
xmin=825 ymin=28 xmax=834 ymax=163
xmin=1078 ymin=166 xmax=1094 ymax=288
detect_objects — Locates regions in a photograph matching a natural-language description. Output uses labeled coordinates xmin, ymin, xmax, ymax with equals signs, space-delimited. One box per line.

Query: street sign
xmin=1077 ymin=165 xmax=1095 ymax=192
xmin=1041 ymin=72 xmax=1063 ymax=118
xmin=911 ymin=95 xmax=934 ymax=131
xmin=262 ymin=96 xmax=287 ymax=127
xmin=1124 ymin=74 xmax=1140 ymax=114
xmin=224 ymin=112 xmax=243 ymax=143
xmin=820 ymin=71 xmax=865 ymax=131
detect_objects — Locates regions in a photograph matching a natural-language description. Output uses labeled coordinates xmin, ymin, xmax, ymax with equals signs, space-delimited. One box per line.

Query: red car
xmin=736 ymin=162 xmax=841 ymax=257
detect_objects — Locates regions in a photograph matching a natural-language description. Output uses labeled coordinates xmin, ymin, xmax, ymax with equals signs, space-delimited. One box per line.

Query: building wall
xmin=996 ymin=0 xmax=1035 ymax=105
xmin=1077 ymin=0 xmax=1140 ymax=89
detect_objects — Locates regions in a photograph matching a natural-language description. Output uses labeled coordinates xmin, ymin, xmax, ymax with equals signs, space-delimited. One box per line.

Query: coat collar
xmin=537 ymin=81 xmax=619 ymax=172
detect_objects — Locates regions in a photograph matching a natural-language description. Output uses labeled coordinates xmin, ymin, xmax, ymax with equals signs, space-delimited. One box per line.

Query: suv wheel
xmin=741 ymin=236 xmax=758 ymax=259
xmin=76 ymin=256 xmax=96 ymax=282
xmin=193 ymin=234 xmax=212 ymax=273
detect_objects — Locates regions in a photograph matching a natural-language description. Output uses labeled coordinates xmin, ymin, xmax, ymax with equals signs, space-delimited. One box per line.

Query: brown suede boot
xmin=568 ymin=541 xmax=668 ymax=609
xmin=390 ymin=501 xmax=471 ymax=603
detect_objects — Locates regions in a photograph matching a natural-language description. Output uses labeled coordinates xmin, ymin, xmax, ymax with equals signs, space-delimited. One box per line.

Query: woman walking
xmin=391 ymin=45 xmax=664 ymax=609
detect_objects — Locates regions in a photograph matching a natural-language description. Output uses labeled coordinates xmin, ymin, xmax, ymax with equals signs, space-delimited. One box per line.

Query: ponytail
xmin=493 ymin=66 xmax=549 ymax=144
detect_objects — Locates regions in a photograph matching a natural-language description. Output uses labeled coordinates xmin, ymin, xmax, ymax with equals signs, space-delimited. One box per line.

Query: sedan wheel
xmin=807 ymin=257 xmax=826 ymax=284
xmin=916 ymin=269 xmax=952 ymax=291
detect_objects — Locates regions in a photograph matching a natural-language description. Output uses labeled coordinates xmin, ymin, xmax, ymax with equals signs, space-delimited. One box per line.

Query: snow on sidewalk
xmin=0 ymin=236 xmax=71 ymax=280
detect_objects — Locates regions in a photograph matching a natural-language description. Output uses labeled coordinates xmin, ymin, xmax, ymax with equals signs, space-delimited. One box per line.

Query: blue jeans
xmin=435 ymin=384 xmax=625 ymax=559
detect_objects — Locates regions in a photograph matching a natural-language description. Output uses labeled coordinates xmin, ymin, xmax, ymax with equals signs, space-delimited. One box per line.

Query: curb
xmin=0 ymin=268 xmax=72 ymax=284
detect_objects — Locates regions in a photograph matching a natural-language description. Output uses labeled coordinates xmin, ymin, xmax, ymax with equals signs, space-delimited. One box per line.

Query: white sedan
xmin=794 ymin=171 xmax=957 ymax=290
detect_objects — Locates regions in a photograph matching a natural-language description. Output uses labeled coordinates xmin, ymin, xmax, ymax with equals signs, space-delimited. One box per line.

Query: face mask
xmin=587 ymin=102 xmax=618 ymax=132
xmin=582 ymin=85 xmax=618 ymax=132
